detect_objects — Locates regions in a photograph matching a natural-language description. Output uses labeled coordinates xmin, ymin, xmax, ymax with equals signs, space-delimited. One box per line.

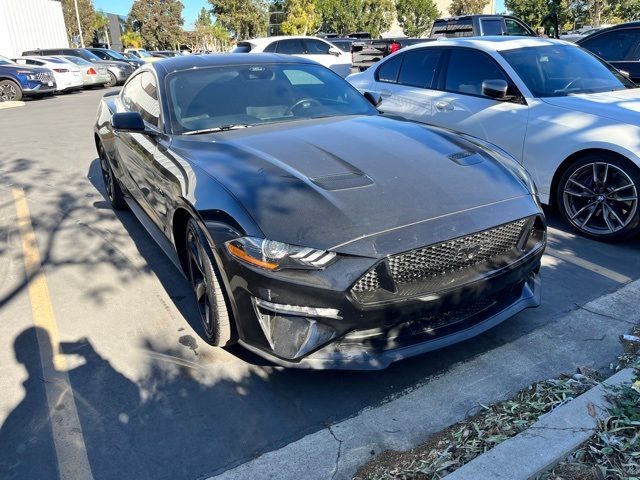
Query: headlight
xmin=462 ymin=135 xmax=538 ymax=196
xmin=17 ymin=71 xmax=37 ymax=80
xmin=226 ymin=237 xmax=337 ymax=271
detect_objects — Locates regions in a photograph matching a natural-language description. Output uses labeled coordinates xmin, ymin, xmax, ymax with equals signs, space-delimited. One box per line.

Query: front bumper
xmin=22 ymin=81 xmax=56 ymax=95
xmin=219 ymin=221 xmax=545 ymax=370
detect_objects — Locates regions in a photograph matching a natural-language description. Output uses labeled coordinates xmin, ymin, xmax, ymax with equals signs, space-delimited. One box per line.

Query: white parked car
xmin=232 ymin=36 xmax=352 ymax=77
xmin=348 ymin=37 xmax=640 ymax=241
xmin=13 ymin=56 xmax=83 ymax=93
xmin=53 ymin=55 xmax=110 ymax=88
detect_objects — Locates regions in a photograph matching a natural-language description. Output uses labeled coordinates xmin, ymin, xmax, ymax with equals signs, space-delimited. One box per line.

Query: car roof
xmin=153 ymin=53 xmax=316 ymax=74
xmin=576 ymin=21 xmax=640 ymax=44
xmin=402 ymin=36 xmax=575 ymax=52
xmin=243 ymin=36 xmax=331 ymax=46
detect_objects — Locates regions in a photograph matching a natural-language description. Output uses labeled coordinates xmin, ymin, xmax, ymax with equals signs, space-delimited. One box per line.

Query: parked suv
xmin=577 ymin=22 xmax=640 ymax=83
xmin=86 ymin=47 xmax=144 ymax=70
xmin=21 ymin=48 xmax=133 ymax=87
xmin=0 ymin=55 xmax=56 ymax=101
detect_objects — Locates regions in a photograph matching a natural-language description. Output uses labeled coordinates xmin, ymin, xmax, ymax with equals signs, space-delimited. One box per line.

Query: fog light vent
xmin=252 ymin=298 xmax=337 ymax=360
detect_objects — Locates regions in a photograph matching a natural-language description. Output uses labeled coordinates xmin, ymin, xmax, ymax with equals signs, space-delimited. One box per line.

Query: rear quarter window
xmin=376 ymin=54 xmax=403 ymax=83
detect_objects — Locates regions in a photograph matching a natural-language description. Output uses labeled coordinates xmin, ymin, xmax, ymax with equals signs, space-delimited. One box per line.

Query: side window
xmin=481 ymin=19 xmax=503 ymax=36
xmin=263 ymin=42 xmax=278 ymax=53
xmin=121 ymin=73 xmax=160 ymax=127
xmin=376 ymin=54 xmax=403 ymax=83
xmin=304 ymin=39 xmax=331 ymax=54
xmin=276 ymin=39 xmax=305 ymax=55
xmin=397 ymin=48 xmax=442 ymax=88
xmin=445 ymin=49 xmax=508 ymax=97
xmin=580 ymin=29 xmax=640 ymax=61
xmin=505 ymin=19 xmax=529 ymax=36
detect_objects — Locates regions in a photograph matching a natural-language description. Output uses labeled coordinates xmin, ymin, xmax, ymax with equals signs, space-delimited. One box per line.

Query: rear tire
xmin=556 ymin=152 xmax=640 ymax=241
xmin=185 ymin=218 xmax=235 ymax=347
xmin=0 ymin=80 xmax=22 ymax=101
xmin=105 ymin=72 xmax=118 ymax=88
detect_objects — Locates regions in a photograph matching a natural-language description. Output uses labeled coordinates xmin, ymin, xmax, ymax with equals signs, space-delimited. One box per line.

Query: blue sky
xmin=94 ymin=0 xmax=210 ymax=29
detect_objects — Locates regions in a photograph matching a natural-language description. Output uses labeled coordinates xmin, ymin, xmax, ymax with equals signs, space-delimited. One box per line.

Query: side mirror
xmin=363 ymin=91 xmax=382 ymax=107
xmin=328 ymin=47 xmax=342 ymax=57
xmin=482 ymin=79 xmax=511 ymax=101
xmin=112 ymin=111 xmax=156 ymax=135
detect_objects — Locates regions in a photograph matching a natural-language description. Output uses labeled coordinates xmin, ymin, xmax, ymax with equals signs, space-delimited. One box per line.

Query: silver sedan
xmin=54 ymin=56 xmax=110 ymax=88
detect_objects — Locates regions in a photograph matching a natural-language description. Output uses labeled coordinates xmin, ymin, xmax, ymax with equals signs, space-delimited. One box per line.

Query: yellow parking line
xmin=13 ymin=187 xmax=94 ymax=480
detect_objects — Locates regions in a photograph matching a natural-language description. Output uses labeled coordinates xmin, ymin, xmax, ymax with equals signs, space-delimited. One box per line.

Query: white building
xmin=0 ymin=0 xmax=69 ymax=58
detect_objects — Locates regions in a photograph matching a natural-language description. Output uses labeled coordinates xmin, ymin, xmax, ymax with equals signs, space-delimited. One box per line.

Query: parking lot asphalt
xmin=1 ymin=88 xmax=639 ymax=480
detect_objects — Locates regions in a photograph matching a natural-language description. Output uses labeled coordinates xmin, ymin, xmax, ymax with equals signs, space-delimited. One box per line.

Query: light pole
xmin=73 ymin=0 xmax=85 ymax=47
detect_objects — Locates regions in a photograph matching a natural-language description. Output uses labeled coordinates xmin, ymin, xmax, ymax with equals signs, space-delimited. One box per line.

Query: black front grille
xmin=351 ymin=216 xmax=543 ymax=304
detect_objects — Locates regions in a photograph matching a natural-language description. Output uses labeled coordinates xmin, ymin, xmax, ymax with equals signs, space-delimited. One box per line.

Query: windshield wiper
xmin=184 ymin=124 xmax=251 ymax=135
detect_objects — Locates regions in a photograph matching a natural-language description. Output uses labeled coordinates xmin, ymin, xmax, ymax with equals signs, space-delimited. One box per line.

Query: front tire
xmin=98 ymin=142 xmax=126 ymax=210
xmin=185 ymin=218 xmax=235 ymax=346
xmin=0 ymin=80 xmax=22 ymax=101
xmin=556 ymin=153 xmax=640 ymax=241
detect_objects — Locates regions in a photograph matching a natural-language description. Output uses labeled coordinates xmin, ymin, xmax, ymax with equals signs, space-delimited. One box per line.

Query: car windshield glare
xmin=167 ymin=63 xmax=378 ymax=135
xmin=0 ymin=55 xmax=14 ymax=65
xmin=500 ymin=44 xmax=635 ymax=97
xmin=106 ymin=49 xmax=127 ymax=60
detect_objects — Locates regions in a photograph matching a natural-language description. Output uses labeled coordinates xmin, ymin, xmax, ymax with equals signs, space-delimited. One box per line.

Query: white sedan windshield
xmin=500 ymin=44 xmax=635 ymax=97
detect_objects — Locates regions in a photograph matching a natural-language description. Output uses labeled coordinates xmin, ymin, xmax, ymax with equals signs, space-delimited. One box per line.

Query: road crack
xmin=327 ymin=425 xmax=343 ymax=480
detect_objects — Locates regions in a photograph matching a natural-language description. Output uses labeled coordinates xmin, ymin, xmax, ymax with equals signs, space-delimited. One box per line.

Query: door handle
xmin=435 ymin=101 xmax=454 ymax=112
xmin=380 ymin=89 xmax=392 ymax=98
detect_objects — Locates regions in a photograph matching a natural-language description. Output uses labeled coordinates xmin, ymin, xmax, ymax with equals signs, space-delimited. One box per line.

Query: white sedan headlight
xmin=226 ymin=237 xmax=337 ymax=271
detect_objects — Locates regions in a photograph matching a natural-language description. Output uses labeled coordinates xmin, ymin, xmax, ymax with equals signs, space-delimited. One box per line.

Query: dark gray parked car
xmin=95 ymin=54 xmax=546 ymax=369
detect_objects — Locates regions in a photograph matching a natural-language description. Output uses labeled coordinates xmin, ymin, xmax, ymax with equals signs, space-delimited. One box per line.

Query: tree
xmin=60 ymin=0 xmax=96 ymax=47
xmin=281 ymin=0 xmax=321 ymax=35
xmin=129 ymin=0 xmax=184 ymax=49
xmin=94 ymin=11 xmax=110 ymax=47
xmin=396 ymin=0 xmax=439 ymax=37
xmin=316 ymin=0 xmax=395 ymax=37
xmin=448 ymin=0 xmax=489 ymax=15
xmin=209 ymin=0 xmax=269 ymax=40
xmin=504 ymin=0 xmax=549 ymax=26
xmin=121 ymin=30 xmax=143 ymax=48
xmin=190 ymin=7 xmax=233 ymax=51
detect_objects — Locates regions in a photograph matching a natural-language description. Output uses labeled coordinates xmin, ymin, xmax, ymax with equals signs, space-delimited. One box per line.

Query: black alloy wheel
xmin=185 ymin=218 xmax=235 ymax=346
xmin=0 ymin=80 xmax=22 ymax=102
xmin=557 ymin=153 xmax=640 ymax=241
xmin=98 ymin=143 xmax=126 ymax=210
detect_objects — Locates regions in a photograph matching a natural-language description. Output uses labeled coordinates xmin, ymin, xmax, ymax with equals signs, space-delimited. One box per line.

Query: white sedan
xmin=348 ymin=37 xmax=640 ymax=241
xmin=13 ymin=56 xmax=83 ymax=93
xmin=232 ymin=36 xmax=352 ymax=78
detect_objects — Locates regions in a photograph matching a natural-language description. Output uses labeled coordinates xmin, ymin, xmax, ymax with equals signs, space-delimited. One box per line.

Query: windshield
xmin=59 ymin=56 xmax=91 ymax=66
xmin=78 ymin=49 xmax=103 ymax=62
xmin=136 ymin=50 xmax=152 ymax=58
xmin=167 ymin=63 xmax=377 ymax=134
xmin=105 ymin=49 xmax=128 ymax=60
xmin=0 ymin=55 xmax=13 ymax=65
xmin=500 ymin=44 xmax=635 ymax=97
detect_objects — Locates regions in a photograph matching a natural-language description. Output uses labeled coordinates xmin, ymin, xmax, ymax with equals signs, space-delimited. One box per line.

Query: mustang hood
xmin=174 ymin=115 xmax=536 ymax=257
xmin=542 ymin=88 xmax=640 ymax=125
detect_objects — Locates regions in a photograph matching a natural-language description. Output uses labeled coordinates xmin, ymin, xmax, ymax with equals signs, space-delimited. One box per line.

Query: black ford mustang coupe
xmin=94 ymin=54 xmax=546 ymax=369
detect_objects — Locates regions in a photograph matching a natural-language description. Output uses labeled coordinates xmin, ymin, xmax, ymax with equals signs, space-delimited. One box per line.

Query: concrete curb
xmin=445 ymin=367 xmax=635 ymax=480
xmin=0 ymin=101 xmax=26 ymax=109
xmin=207 ymin=279 xmax=640 ymax=480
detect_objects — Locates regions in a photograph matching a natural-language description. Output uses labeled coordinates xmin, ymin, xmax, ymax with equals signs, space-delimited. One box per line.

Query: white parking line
xmin=545 ymin=246 xmax=631 ymax=284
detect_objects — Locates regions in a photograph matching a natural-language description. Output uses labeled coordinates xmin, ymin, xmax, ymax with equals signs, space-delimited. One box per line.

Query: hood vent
xmin=448 ymin=151 xmax=484 ymax=166
xmin=311 ymin=172 xmax=374 ymax=191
